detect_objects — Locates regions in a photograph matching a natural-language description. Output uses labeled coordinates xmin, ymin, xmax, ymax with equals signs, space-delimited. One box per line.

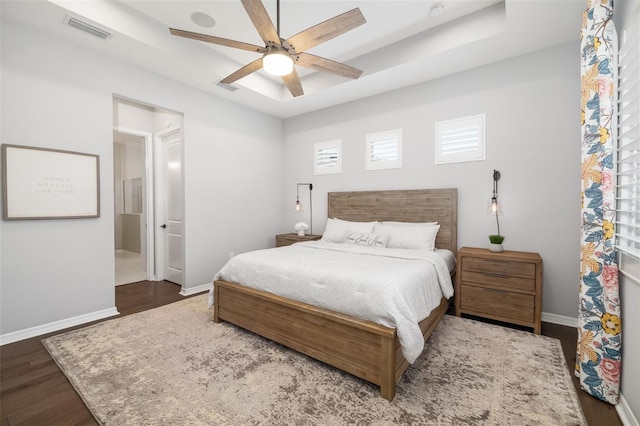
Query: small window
xmin=435 ymin=114 xmax=485 ymax=164
xmin=366 ymin=129 xmax=402 ymax=171
xmin=314 ymin=140 xmax=342 ymax=175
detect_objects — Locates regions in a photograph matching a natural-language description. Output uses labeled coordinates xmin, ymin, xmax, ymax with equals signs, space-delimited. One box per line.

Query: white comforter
xmin=210 ymin=241 xmax=454 ymax=363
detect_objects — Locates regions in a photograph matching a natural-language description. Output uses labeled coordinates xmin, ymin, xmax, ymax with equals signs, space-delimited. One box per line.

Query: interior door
xmin=158 ymin=128 xmax=184 ymax=285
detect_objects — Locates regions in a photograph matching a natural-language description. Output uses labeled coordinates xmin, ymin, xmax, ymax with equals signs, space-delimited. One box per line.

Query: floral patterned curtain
xmin=577 ymin=0 xmax=621 ymax=405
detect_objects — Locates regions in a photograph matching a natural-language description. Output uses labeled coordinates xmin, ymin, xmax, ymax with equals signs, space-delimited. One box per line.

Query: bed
xmin=212 ymin=188 xmax=458 ymax=401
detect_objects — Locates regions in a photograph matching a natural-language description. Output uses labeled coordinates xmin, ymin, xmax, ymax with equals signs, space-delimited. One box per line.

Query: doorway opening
xmin=113 ymin=96 xmax=184 ymax=287
xmin=114 ymin=131 xmax=147 ymax=285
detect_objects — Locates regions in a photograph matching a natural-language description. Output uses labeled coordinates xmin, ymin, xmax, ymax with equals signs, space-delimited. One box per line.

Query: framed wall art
xmin=2 ymin=144 xmax=100 ymax=220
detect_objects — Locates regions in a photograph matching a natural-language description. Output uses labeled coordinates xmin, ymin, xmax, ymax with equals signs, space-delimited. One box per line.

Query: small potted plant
xmin=294 ymin=222 xmax=309 ymax=237
xmin=489 ymin=234 xmax=505 ymax=252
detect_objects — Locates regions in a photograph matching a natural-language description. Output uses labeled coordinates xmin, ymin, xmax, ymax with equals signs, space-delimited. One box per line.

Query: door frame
xmin=114 ymin=126 xmax=157 ymax=281
xmin=153 ymin=126 xmax=184 ymax=285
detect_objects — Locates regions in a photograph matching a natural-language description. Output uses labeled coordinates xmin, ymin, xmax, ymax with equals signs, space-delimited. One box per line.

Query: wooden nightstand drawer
xmin=460 ymin=285 xmax=535 ymax=323
xmin=462 ymin=257 xmax=536 ymax=279
xmin=460 ymin=270 xmax=536 ymax=292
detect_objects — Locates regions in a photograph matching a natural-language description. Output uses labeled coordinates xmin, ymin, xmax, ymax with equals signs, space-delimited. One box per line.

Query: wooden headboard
xmin=327 ymin=188 xmax=458 ymax=254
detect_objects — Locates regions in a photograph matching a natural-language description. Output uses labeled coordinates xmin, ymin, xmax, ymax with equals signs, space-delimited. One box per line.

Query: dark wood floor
xmin=1 ymin=281 xmax=621 ymax=426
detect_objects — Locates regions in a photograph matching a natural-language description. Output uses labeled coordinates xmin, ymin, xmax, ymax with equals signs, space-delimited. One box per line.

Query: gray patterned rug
xmin=43 ymin=294 xmax=586 ymax=425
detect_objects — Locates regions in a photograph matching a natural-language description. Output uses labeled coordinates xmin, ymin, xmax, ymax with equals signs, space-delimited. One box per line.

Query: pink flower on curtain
xmin=600 ymin=169 xmax=614 ymax=192
xmin=603 ymin=265 xmax=620 ymax=304
xmin=600 ymin=358 xmax=621 ymax=385
xmin=602 ymin=265 xmax=618 ymax=287
xmin=598 ymin=75 xmax=610 ymax=98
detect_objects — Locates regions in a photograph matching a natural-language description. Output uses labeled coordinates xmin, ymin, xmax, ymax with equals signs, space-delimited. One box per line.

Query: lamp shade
xmin=486 ymin=197 xmax=503 ymax=215
xmin=263 ymin=48 xmax=294 ymax=76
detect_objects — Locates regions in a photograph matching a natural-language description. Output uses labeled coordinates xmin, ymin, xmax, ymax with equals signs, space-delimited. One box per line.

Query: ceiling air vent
xmin=64 ymin=15 xmax=112 ymax=40
xmin=216 ymin=82 xmax=239 ymax=92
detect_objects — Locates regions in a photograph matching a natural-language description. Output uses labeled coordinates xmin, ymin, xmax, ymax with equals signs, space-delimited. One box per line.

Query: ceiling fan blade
xmin=241 ymin=0 xmax=280 ymax=46
xmin=170 ymin=28 xmax=266 ymax=53
xmin=220 ymin=58 xmax=264 ymax=85
xmin=282 ymin=68 xmax=304 ymax=98
xmin=296 ymin=52 xmax=363 ymax=80
xmin=286 ymin=8 xmax=366 ymax=53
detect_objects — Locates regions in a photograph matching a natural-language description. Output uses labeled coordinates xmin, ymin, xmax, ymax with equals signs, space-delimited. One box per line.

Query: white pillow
xmin=374 ymin=222 xmax=440 ymax=251
xmin=381 ymin=221 xmax=438 ymax=227
xmin=321 ymin=218 xmax=376 ymax=243
xmin=344 ymin=232 xmax=389 ymax=248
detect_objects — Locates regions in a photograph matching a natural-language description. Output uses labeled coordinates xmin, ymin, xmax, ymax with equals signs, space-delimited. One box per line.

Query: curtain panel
xmin=577 ymin=0 xmax=621 ymax=405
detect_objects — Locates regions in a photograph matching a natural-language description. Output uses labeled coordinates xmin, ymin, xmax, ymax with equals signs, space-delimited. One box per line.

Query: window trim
xmin=365 ymin=129 xmax=402 ymax=171
xmin=435 ymin=114 xmax=486 ymax=165
xmin=314 ymin=140 xmax=342 ymax=175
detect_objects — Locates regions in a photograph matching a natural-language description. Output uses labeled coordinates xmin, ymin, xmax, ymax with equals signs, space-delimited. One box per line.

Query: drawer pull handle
xmin=484 ymin=287 xmax=508 ymax=294
xmin=482 ymin=272 xmax=508 ymax=278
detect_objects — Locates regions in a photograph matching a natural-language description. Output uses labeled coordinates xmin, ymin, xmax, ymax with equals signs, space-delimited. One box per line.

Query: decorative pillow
xmin=344 ymin=232 xmax=389 ymax=248
xmin=374 ymin=223 xmax=440 ymax=251
xmin=321 ymin=218 xmax=377 ymax=243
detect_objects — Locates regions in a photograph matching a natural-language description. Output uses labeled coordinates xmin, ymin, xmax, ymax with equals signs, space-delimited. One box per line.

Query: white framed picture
xmin=2 ymin=144 xmax=100 ymax=220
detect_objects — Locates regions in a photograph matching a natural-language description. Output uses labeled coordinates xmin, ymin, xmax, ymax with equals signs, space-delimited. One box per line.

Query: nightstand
xmin=275 ymin=233 xmax=322 ymax=247
xmin=455 ymin=247 xmax=543 ymax=334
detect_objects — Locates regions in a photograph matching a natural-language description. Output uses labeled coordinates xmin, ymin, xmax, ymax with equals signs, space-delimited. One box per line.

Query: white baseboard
xmin=179 ymin=282 xmax=211 ymax=296
xmin=617 ymin=394 xmax=640 ymax=426
xmin=542 ymin=311 xmax=578 ymax=327
xmin=0 ymin=307 xmax=119 ymax=346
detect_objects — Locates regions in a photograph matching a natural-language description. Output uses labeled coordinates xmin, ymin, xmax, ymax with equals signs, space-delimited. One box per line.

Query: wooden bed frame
xmin=214 ymin=188 xmax=458 ymax=400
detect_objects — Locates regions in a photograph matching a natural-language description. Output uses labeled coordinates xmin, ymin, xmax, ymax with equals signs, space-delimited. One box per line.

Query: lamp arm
xmin=309 ymin=184 xmax=313 ymax=235
xmin=492 ymin=170 xmax=501 ymax=236
xmin=296 ymin=183 xmax=313 ymax=234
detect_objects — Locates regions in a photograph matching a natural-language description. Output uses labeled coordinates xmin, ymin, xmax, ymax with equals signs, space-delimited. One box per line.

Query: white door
xmin=156 ymin=128 xmax=184 ymax=285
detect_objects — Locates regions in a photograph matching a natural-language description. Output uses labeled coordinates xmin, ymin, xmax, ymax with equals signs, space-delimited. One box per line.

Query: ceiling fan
xmin=170 ymin=0 xmax=366 ymax=98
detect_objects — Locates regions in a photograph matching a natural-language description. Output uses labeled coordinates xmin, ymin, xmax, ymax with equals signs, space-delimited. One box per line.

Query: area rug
xmin=43 ymin=294 xmax=586 ymax=425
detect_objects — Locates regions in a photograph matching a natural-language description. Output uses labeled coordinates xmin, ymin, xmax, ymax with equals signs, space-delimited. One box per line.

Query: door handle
xmin=160 ymin=224 xmax=167 ymax=229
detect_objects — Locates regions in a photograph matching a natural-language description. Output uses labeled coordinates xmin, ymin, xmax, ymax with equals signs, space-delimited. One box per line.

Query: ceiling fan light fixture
xmin=263 ymin=47 xmax=294 ymax=76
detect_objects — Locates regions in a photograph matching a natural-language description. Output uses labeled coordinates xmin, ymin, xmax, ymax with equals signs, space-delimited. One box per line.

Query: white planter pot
xmin=297 ymin=230 xmax=306 ymax=236
xmin=489 ymin=243 xmax=504 ymax=253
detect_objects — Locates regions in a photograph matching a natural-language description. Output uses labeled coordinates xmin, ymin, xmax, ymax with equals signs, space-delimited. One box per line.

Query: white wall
xmin=283 ymin=42 xmax=581 ymax=319
xmin=614 ymin=0 xmax=639 ymax=422
xmin=0 ymin=19 xmax=283 ymax=336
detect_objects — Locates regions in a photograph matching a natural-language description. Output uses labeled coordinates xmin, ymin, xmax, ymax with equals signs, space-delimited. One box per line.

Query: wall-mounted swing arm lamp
xmin=294 ymin=183 xmax=313 ymax=234
xmin=486 ymin=169 xmax=502 ymax=236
